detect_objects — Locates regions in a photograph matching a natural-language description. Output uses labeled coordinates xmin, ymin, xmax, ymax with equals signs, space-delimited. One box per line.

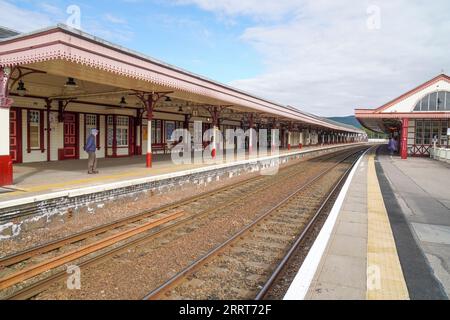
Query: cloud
xmin=179 ymin=0 xmax=450 ymax=116
xmin=175 ymin=0 xmax=302 ymax=20
xmin=39 ymin=3 xmax=64 ymax=16
xmin=0 ymin=0 xmax=54 ymax=32
xmin=0 ymin=1 xmax=134 ymax=44
xmin=104 ymin=13 xmax=127 ymax=25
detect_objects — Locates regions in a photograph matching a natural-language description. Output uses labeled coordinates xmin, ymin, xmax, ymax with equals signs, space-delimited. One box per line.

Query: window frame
xmin=84 ymin=113 xmax=100 ymax=150
xmin=27 ymin=109 xmax=45 ymax=153
xmin=414 ymin=91 xmax=450 ymax=111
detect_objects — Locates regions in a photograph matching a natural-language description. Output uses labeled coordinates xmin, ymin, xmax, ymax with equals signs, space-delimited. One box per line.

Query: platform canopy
xmin=355 ymin=74 xmax=450 ymax=133
xmin=0 ymin=24 xmax=362 ymax=134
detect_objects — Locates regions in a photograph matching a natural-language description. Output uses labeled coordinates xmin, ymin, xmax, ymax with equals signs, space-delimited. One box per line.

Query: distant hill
xmin=327 ymin=115 xmax=362 ymax=129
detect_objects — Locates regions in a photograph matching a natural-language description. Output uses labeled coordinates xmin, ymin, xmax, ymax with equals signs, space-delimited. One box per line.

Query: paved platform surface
xmin=287 ymin=145 xmax=449 ymax=300
xmin=377 ymin=147 xmax=449 ymax=299
xmin=303 ymin=148 xmax=408 ymax=299
xmin=0 ymin=144 xmax=352 ymax=202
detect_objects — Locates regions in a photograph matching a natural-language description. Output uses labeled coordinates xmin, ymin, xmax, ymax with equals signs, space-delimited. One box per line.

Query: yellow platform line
xmin=366 ymin=152 xmax=409 ymax=300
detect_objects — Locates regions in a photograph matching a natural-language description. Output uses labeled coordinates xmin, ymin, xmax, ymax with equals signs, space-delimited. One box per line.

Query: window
xmin=423 ymin=121 xmax=431 ymax=144
xmin=151 ymin=120 xmax=156 ymax=144
xmin=437 ymin=91 xmax=446 ymax=111
xmin=28 ymin=110 xmax=40 ymax=149
xmin=441 ymin=120 xmax=449 ymax=146
xmin=414 ymin=91 xmax=450 ymax=111
xmin=107 ymin=115 xmax=114 ymax=147
xmin=85 ymin=114 xmax=97 ymax=143
xmin=106 ymin=115 xmax=130 ymax=150
xmin=165 ymin=121 xmax=175 ymax=141
xmin=156 ymin=120 xmax=162 ymax=143
xmin=428 ymin=92 xmax=437 ymax=111
xmin=415 ymin=119 xmax=449 ymax=146
xmin=150 ymin=120 xmax=163 ymax=144
xmin=116 ymin=116 xmax=129 ymax=147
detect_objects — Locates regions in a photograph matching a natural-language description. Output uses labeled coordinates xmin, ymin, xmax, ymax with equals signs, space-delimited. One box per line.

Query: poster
xmin=166 ymin=121 xmax=175 ymax=141
xmin=143 ymin=126 xmax=148 ymax=140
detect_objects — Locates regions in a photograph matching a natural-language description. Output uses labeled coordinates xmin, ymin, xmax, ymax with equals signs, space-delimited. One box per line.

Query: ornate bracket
xmin=133 ymin=91 xmax=173 ymax=121
xmin=136 ymin=108 xmax=145 ymax=126
xmin=242 ymin=112 xmax=255 ymax=128
xmin=0 ymin=67 xmax=13 ymax=108
xmin=203 ymin=105 xmax=230 ymax=127
xmin=7 ymin=66 xmax=46 ymax=94
xmin=57 ymin=99 xmax=74 ymax=122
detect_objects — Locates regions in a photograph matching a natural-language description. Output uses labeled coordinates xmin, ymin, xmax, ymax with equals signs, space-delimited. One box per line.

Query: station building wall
xmin=9 ymin=97 xmax=340 ymax=164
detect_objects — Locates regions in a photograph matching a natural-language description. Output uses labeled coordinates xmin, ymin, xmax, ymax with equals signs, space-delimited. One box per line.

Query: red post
xmin=46 ymin=101 xmax=52 ymax=162
xmin=0 ymin=67 xmax=13 ymax=186
xmin=400 ymin=118 xmax=409 ymax=160
xmin=146 ymin=152 xmax=152 ymax=167
xmin=146 ymin=96 xmax=154 ymax=168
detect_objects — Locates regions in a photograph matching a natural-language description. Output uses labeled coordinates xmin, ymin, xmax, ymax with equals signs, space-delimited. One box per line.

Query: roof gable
xmin=375 ymin=74 xmax=450 ymax=113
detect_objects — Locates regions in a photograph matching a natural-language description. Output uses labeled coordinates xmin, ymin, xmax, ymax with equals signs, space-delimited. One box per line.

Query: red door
xmin=63 ymin=113 xmax=78 ymax=160
xmin=9 ymin=108 xmax=22 ymax=163
xmin=129 ymin=117 xmax=136 ymax=156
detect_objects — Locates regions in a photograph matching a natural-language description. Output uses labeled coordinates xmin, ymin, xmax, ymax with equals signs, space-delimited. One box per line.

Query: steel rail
xmin=254 ymin=146 xmax=372 ymax=299
xmin=0 ymin=147 xmax=348 ymax=268
xmin=142 ymin=147 xmax=368 ymax=300
xmin=2 ymin=148 xmax=358 ymax=299
xmin=0 ymin=211 xmax=184 ymax=290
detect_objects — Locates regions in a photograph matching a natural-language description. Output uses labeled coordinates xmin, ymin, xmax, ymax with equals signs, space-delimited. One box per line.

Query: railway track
xmin=143 ymin=147 xmax=367 ymax=300
xmin=0 ymin=146 xmax=366 ymax=300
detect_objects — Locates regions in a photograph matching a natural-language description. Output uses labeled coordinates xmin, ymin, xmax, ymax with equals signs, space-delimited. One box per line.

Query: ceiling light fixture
xmin=64 ymin=77 xmax=78 ymax=89
xmin=119 ymin=96 xmax=127 ymax=108
xmin=17 ymin=80 xmax=27 ymax=97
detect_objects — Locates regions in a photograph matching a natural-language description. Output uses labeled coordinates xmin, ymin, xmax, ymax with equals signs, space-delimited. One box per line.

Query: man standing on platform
xmin=84 ymin=128 xmax=99 ymax=174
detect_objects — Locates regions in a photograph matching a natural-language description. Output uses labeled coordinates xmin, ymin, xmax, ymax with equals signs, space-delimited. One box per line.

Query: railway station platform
xmin=0 ymin=144 xmax=351 ymax=202
xmin=284 ymin=145 xmax=450 ymax=300
xmin=0 ymin=143 xmax=364 ymax=232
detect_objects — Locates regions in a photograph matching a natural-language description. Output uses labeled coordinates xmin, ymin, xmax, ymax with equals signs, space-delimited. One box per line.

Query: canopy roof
xmin=355 ymin=74 xmax=450 ymax=133
xmin=0 ymin=24 xmax=363 ymax=133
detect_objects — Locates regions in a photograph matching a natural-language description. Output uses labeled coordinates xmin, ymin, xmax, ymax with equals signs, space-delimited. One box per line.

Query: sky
xmin=1 ymin=0 xmax=450 ymax=116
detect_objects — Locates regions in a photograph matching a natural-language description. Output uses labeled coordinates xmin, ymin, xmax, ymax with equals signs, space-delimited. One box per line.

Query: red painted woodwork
xmin=129 ymin=117 xmax=135 ymax=156
xmin=410 ymin=144 xmax=431 ymax=157
xmin=146 ymin=152 xmax=152 ymax=168
xmin=9 ymin=108 xmax=22 ymax=163
xmin=39 ymin=110 xmax=44 ymax=153
xmin=400 ymin=118 xmax=409 ymax=159
xmin=112 ymin=115 xmax=117 ymax=157
xmin=46 ymin=105 xmax=51 ymax=161
xmin=0 ymin=155 xmax=13 ymax=186
xmin=63 ymin=113 xmax=78 ymax=160
xmin=96 ymin=114 xmax=100 ymax=150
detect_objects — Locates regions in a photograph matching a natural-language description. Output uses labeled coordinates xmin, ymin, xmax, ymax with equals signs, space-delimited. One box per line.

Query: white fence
xmin=429 ymin=147 xmax=450 ymax=164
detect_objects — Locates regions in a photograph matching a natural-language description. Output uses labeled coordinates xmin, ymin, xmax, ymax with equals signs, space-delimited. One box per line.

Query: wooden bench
xmin=152 ymin=143 xmax=167 ymax=154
